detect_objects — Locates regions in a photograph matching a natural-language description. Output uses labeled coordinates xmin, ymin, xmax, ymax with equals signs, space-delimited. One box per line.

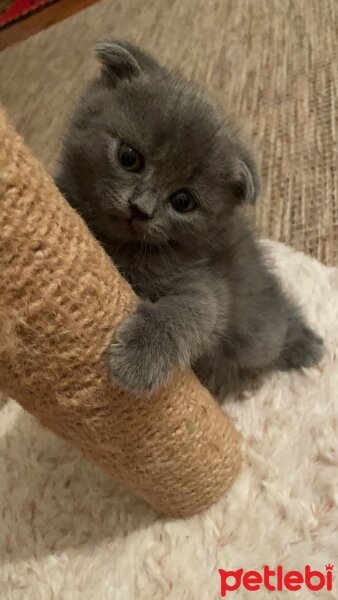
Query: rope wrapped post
xmin=0 ymin=108 xmax=241 ymax=516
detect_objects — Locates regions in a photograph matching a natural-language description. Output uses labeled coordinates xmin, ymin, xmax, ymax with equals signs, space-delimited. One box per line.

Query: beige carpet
xmin=1 ymin=241 xmax=338 ymax=599
xmin=1 ymin=2 xmax=338 ymax=599
xmin=0 ymin=0 xmax=337 ymax=264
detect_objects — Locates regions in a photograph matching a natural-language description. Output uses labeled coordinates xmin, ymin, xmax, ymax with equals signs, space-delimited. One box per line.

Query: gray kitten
xmin=55 ymin=40 xmax=323 ymax=398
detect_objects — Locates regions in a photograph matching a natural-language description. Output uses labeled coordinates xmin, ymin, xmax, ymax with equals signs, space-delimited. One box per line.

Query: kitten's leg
xmin=277 ymin=313 xmax=324 ymax=370
xmin=193 ymin=349 xmax=242 ymax=400
xmin=108 ymin=284 xmax=223 ymax=393
xmin=234 ymin=307 xmax=323 ymax=373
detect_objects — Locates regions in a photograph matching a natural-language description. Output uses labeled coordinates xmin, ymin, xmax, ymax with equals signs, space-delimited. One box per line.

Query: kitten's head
xmin=58 ymin=41 xmax=259 ymax=250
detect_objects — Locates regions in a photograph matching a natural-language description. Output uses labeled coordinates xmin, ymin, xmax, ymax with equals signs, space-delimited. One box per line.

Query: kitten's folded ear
xmin=230 ymin=154 xmax=260 ymax=204
xmin=95 ymin=40 xmax=142 ymax=82
xmin=95 ymin=40 xmax=161 ymax=83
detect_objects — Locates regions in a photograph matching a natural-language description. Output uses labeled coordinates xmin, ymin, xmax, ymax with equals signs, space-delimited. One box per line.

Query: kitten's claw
xmin=108 ymin=305 xmax=176 ymax=393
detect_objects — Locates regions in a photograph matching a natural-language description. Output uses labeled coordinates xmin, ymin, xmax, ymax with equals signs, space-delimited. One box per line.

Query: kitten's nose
xmin=129 ymin=194 xmax=155 ymax=221
xmin=129 ymin=204 xmax=150 ymax=221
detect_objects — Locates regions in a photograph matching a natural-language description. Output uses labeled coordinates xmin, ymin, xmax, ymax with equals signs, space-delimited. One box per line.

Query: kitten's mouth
xmin=114 ymin=215 xmax=143 ymax=230
xmin=106 ymin=213 xmax=148 ymax=240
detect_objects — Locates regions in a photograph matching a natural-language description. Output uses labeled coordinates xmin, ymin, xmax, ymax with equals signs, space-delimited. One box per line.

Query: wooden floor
xmin=0 ymin=0 xmax=100 ymax=51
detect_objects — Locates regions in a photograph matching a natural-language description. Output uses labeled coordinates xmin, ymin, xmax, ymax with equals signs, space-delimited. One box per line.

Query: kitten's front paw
xmin=108 ymin=304 xmax=177 ymax=393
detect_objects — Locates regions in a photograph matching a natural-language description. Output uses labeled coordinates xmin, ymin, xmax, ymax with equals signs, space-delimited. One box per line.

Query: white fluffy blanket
xmin=1 ymin=242 xmax=337 ymax=599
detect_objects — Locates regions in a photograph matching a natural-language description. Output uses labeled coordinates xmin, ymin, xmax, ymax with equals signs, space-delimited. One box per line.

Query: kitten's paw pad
xmin=282 ymin=326 xmax=324 ymax=370
xmin=108 ymin=307 xmax=175 ymax=393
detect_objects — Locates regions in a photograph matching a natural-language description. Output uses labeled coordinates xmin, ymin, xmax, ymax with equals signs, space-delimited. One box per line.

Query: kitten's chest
xmin=110 ymin=250 xmax=175 ymax=301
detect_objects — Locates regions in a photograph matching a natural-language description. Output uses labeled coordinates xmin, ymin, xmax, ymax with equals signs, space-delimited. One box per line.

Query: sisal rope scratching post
xmin=0 ymin=108 xmax=241 ymax=517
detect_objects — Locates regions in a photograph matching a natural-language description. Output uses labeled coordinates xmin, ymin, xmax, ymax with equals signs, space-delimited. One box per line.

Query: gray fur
xmin=55 ymin=40 xmax=323 ymax=397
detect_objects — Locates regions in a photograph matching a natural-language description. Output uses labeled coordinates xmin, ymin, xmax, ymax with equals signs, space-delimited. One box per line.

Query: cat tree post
xmin=0 ymin=108 xmax=241 ymax=516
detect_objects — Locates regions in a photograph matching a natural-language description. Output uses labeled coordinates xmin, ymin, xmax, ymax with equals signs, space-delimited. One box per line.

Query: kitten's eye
xmin=118 ymin=143 xmax=144 ymax=172
xmin=169 ymin=190 xmax=196 ymax=213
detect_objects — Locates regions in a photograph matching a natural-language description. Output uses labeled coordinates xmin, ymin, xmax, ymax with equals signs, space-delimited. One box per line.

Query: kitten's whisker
xmin=157 ymin=243 xmax=167 ymax=267
xmin=143 ymin=234 xmax=150 ymax=267
xmin=158 ymin=242 xmax=173 ymax=270
xmin=161 ymin=242 xmax=173 ymax=266
xmin=140 ymin=233 xmax=146 ymax=268
xmin=163 ymin=240 xmax=177 ymax=262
